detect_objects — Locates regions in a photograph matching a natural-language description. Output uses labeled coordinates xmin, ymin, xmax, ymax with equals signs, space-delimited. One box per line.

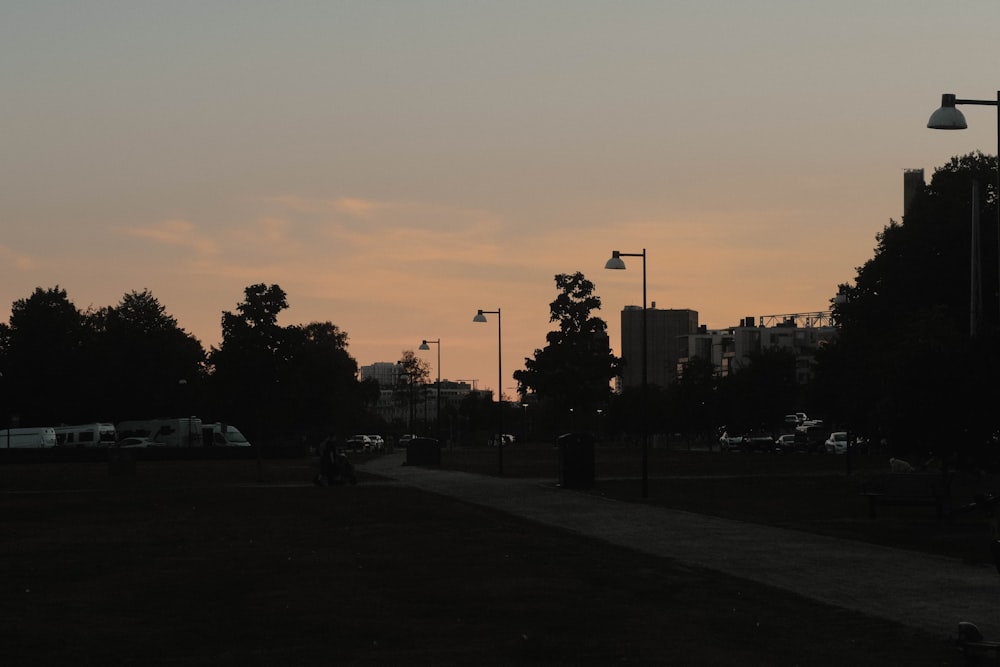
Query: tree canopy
xmin=0 ymin=287 xmax=205 ymax=425
xmin=514 ymin=272 xmax=620 ymax=418
xmin=817 ymin=152 xmax=1000 ymax=462
xmin=207 ymin=284 xmax=369 ymax=442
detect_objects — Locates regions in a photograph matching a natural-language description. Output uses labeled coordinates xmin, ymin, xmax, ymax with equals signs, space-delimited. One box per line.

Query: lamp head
xmin=605 ymin=250 xmax=626 ymax=270
xmin=927 ymin=93 xmax=968 ymax=130
xmin=418 ymin=340 xmax=430 ymax=350
xmin=473 ymin=309 xmax=488 ymax=323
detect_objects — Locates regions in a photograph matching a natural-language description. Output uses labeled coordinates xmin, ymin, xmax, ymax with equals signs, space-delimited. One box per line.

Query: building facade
xmin=679 ymin=312 xmax=838 ymax=384
xmin=618 ymin=306 xmax=699 ymax=390
xmin=359 ymin=361 xmax=401 ymax=387
xmin=614 ymin=306 xmax=839 ymax=391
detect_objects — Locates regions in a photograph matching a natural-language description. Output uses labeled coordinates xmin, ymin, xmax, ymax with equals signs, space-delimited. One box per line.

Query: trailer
xmin=116 ymin=418 xmax=203 ymax=447
xmin=0 ymin=427 xmax=57 ymax=448
xmin=53 ymin=423 xmax=117 ymax=447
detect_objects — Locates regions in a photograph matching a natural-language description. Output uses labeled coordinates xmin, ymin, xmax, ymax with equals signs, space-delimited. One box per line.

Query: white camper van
xmin=0 ymin=427 xmax=57 ymax=449
xmin=116 ymin=418 xmax=203 ymax=447
xmin=202 ymin=422 xmax=252 ymax=447
xmin=54 ymin=423 xmax=117 ymax=447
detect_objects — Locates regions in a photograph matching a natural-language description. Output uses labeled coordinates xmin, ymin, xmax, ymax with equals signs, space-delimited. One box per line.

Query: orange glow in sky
xmin=3 ymin=2 xmax=1000 ymax=396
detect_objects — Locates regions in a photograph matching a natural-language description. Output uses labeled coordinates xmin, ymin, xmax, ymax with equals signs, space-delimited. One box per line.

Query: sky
xmin=3 ymin=1 xmax=1000 ymax=397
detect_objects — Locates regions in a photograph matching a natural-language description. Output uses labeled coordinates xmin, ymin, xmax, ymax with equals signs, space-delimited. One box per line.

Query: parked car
xmin=398 ymin=434 xmax=417 ymax=447
xmin=346 ymin=435 xmax=373 ymax=451
xmin=775 ymin=433 xmax=797 ymax=453
xmin=795 ymin=424 xmax=827 ymax=453
xmin=742 ymin=432 xmax=775 ymax=453
xmin=367 ymin=435 xmax=385 ymax=451
xmin=719 ymin=431 xmax=744 ymax=452
xmin=824 ymin=431 xmax=848 ymax=454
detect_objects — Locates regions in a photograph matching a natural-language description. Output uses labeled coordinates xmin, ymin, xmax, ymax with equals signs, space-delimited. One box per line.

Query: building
xmin=618 ymin=305 xmax=699 ymax=390
xmin=903 ymin=168 xmax=924 ymax=218
xmin=359 ymin=361 xmax=401 ymax=387
xmin=370 ymin=374 xmax=474 ymax=428
xmin=613 ymin=303 xmax=839 ymax=390
xmin=679 ymin=312 xmax=839 ymax=384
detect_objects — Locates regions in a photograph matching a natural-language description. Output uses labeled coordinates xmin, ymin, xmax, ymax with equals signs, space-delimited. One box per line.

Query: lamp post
xmin=522 ymin=402 xmax=529 ymax=442
xmin=418 ymin=338 xmax=441 ymax=443
xmin=833 ymin=290 xmax=853 ymax=476
xmin=473 ymin=308 xmax=503 ymax=475
xmin=927 ymin=92 xmax=1000 ymax=325
xmin=605 ymin=249 xmax=649 ymax=500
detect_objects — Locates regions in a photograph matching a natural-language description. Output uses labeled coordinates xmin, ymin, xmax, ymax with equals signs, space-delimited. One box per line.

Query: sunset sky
xmin=3 ymin=2 xmax=1000 ymax=396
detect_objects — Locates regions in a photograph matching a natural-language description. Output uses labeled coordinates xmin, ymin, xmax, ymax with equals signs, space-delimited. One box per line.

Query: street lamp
xmin=473 ymin=308 xmax=503 ymax=475
xmin=605 ymin=249 xmax=649 ymax=495
xmin=418 ymin=338 xmax=441 ymax=443
xmin=521 ymin=402 xmax=529 ymax=441
xmin=605 ymin=249 xmax=649 ymax=500
xmin=833 ymin=290 xmax=853 ymax=476
xmin=928 ymin=92 xmax=1000 ymax=324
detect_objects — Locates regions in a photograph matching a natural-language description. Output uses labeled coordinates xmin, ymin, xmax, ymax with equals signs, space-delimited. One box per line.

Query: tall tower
xmin=619 ymin=306 xmax=699 ymax=390
xmin=903 ymin=168 xmax=924 ymax=218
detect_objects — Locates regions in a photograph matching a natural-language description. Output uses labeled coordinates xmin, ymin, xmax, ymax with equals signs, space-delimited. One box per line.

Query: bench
xmin=860 ymin=472 xmax=950 ymax=519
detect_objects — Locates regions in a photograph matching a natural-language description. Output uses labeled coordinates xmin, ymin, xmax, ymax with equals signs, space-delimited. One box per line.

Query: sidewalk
xmin=358 ymin=451 xmax=1000 ymax=639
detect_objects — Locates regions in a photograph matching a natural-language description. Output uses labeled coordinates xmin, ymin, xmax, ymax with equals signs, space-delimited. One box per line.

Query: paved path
xmin=358 ymin=452 xmax=1000 ymax=639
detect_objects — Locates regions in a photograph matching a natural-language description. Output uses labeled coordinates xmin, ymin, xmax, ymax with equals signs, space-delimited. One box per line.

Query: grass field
xmin=442 ymin=443 xmax=1000 ymax=564
xmin=0 ymin=446 xmax=984 ymax=665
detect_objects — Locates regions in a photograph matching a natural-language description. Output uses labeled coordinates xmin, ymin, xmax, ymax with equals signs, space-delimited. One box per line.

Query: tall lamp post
xmin=605 ymin=249 xmax=649 ymax=500
xmin=833 ymin=290 xmax=853 ymax=476
xmin=418 ymin=338 xmax=441 ymax=443
xmin=927 ymin=92 xmax=1000 ymax=322
xmin=473 ymin=308 xmax=503 ymax=476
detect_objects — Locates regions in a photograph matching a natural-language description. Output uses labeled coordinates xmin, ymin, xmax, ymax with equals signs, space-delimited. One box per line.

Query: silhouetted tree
xmin=514 ymin=272 xmax=620 ymax=426
xmin=718 ymin=347 xmax=798 ymax=433
xmin=1 ymin=286 xmax=88 ymax=425
xmin=395 ymin=350 xmax=430 ymax=433
xmin=667 ymin=356 xmax=720 ymax=442
xmin=456 ymin=389 xmax=496 ymax=447
xmin=89 ymin=289 xmax=206 ymax=422
xmin=815 ymin=152 xmax=1000 ymax=463
xmin=208 ymin=284 xmax=290 ymax=442
xmin=208 ymin=284 xmax=369 ymax=444
xmin=279 ymin=321 xmax=369 ymax=437
xmin=606 ymin=383 xmax=669 ymax=444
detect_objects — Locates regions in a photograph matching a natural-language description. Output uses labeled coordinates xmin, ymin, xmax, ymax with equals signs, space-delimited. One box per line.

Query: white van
xmin=0 ymin=427 xmax=57 ymax=449
xmin=116 ymin=418 xmax=203 ymax=447
xmin=53 ymin=423 xmax=117 ymax=447
xmin=202 ymin=422 xmax=252 ymax=447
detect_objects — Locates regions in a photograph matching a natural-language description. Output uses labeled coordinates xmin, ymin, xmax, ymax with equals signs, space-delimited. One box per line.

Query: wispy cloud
xmin=0 ymin=245 xmax=36 ymax=270
xmin=122 ymin=220 xmax=219 ymax=257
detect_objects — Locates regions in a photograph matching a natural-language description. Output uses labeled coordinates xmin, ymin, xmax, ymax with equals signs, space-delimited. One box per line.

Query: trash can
xmin=557 ymin=433 xmax=595 ymax=489
xmin=406 ymin=437 xmax=441 ymax=466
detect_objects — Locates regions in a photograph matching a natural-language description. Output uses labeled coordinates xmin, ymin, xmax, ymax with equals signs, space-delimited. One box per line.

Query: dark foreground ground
xmin=0 ymin=446 xmax=988 ymax=666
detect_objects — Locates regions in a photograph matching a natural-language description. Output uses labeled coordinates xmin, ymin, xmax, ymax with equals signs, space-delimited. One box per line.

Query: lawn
xmin=0 ymin=449 xmax=974 ymax=665
xmin=441 ymin=443 xmax=1000 ymax=564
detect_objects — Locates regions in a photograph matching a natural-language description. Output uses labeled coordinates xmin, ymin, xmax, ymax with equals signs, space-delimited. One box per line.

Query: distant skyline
xmin=3 ymin=2 xmax=1000 ymax=395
